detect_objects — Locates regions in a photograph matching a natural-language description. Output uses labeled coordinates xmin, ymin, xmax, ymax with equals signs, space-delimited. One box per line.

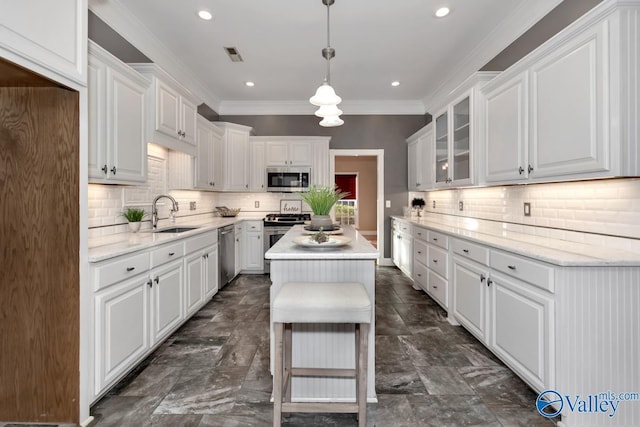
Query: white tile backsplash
xmin=88 ymin=145 xmax=309 ymax=237
xmin=410 ymin=177 xmax=640 ymax=251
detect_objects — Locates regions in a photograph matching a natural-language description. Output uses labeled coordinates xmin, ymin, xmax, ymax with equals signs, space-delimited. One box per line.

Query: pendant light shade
xmin=310 ymin=82 xmax=342 ymax=106
xmin=309 ymin=0 xmax=343 ymax=126
xmin=319 ymin=114 xmax=344 ymax=127
xmin=314 ymin=103 xmax=343 ymax=118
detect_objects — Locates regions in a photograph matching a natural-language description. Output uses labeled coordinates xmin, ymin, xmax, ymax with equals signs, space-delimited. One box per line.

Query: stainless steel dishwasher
xmin=218 ymin=225 xmax=235 ymax=288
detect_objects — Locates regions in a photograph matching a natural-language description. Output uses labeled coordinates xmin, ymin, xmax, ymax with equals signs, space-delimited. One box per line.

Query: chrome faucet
xmin=152 ymin=194 xmax=179 ymax=229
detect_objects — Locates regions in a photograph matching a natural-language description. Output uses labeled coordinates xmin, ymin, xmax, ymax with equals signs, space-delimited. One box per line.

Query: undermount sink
xmin=153 ymin=226 xmax=200 ymax=233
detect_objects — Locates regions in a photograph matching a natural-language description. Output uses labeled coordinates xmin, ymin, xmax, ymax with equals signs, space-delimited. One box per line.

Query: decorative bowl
xmin=217 ymin=207 xmax=241 ymax=217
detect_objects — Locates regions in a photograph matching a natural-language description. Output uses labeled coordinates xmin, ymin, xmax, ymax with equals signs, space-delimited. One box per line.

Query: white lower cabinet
xmin=184 ymin=251 xmax=205 ymax=317
xmin=412 ymin=225 xmax=449 ymax=309
xmin=452 ymin=256 xmax=488 ymax=342
xmin=489 ymin=272 xmax=553 ymax=392
xmin=242 ymin=221 xmax=264 ymax=272
xmin=95 ymin=274 xmax=150 ymax=394
xmin=392 ymin=219 xmax=413 ymax=278
xmin=92 ymin=229 xmax=219 ymax=401
xmin=150 ymin=260 xmax=184 ymax=343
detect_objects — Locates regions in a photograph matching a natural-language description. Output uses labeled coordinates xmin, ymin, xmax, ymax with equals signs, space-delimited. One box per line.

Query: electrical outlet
xmin=524 ymin=202 xmax=531 ymax=216
xmin=255 ymin=201 xmax=260 ymax=208
xmin=458 ymin=201 xmax=464 ymax=211
xmin=385 ymin=200 xmax=391 ymax=208
xmin=432 ymin=200 xmax=436 ymax=209
xmin=189 ymin=201 xmax=196 ymax=211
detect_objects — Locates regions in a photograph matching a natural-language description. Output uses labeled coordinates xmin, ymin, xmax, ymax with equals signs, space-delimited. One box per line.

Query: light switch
xmin=255 ymin=201 xmax=260 ymax=208
xmin=385 ymin=200 xmax=391 ymax=208
xmin=524 ymin=202 xmax=531 ymax=216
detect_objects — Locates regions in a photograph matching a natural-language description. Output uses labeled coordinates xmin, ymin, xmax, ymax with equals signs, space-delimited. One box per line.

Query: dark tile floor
xmin=90 ymin=267 xmax=555 ymax=427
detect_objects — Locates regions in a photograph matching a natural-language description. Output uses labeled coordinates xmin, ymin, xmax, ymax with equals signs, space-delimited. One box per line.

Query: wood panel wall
xmin=0 ymin=85 xmax=79 ymax=423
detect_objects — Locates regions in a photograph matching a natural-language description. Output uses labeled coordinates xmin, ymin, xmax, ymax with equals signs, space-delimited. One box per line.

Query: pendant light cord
xmin=325 ymin=2 xmax=331 ymax=84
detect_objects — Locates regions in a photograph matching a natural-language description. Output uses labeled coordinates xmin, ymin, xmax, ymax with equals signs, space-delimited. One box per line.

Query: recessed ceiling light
xmin=198 ymin=10 xmax=213 ymax=20
xmin=435 ymin=7 xmax=450 ymax=18
xmin=391 ymin=81 xmax=400 ymax=87
xmin=245 ymin=81 xmax=255 ymax=87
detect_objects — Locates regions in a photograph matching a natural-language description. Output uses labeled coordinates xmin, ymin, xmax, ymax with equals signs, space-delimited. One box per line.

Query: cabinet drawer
xmin=428 ymin=230 xmax=448 ymax=249
xmin=413 ymin=261 xmax=428 ymax=292
xmin=185 ymin=231 xmax=217 ymax=254
xmin=244 ymin=220 xmax=263 ymax=232
xmin=452 ymin=238 xmax=489 ymax=266
xmin=428 ymin=245 xmax=448 ymax=278
xmin=428 ymin=270 xmax=447 ymax=307
xmin=150 ymin=241 xmax=185 ymax=268
xmin=398 ymin=221 xmax=412 ymax=234
xmin=413 ymin=226 xmax=428 ymax=241
xmin=490 ymin=250 xmax=554 ymax=292
xmin=93 ymin=252 xmax=150 ymax=291
xmin=413 ymin=239 xmax=429 ymax=265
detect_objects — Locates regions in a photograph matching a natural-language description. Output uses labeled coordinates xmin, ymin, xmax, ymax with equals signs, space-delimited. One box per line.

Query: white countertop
xmin=88 ymin=216 xmax=264 ymax=262
xmin=265 ymin=225 xmax=379 ymax=260
xmin=392 ymin=215 xmax=640 ymax=267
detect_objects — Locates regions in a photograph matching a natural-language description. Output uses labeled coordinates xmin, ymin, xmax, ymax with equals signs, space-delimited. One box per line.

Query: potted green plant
xmin=411 ymin=198 xmax=425 ymax=217
xmin=299 ymin=185 xmax=349 ymax=230
xmin=121 ymin=207 xmax=147 ymax=233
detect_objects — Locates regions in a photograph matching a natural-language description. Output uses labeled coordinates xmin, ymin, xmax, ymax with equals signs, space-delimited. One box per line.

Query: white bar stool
xmin=272 ymin=281 xmax=372 ymax=427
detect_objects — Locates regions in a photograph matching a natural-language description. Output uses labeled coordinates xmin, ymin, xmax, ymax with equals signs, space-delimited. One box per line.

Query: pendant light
xmin=309 ymin=0 xmax=344 ymax=126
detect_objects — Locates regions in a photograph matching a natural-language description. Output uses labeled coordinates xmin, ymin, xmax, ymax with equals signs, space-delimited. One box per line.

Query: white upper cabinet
xmin=431 ymin=73 xmax=497 ymax=189
xmin=0 ymin=0 xmax=86 ymax=86
xmin=483 ymin=72 xmax=529 ymax=183
xmin=407 ymin=123 xmax=434 ymax=191
xmin=250 ymin=140 xmax=266 ymax=192
xmin=265 ymin=140 xmax=313 ymax=166
xmin=193 ymin=117 xmax=224 ymax=190
xmin=482 ymin=2 xmax=640 ymax=184
xmin=130 ymin=64 xmax=199 ymax=156
xmin=88 ymin=41 xmax=148 ymax=184
xmin=214 ymin=122 xmax=253 ymax=191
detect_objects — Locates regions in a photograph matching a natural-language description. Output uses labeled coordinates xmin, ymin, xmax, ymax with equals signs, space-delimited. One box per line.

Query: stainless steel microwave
xmin=266 ymin=167 xmax=311 ymax=192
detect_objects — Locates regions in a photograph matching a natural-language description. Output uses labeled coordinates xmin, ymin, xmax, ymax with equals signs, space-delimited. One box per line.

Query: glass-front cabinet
xmin=432 ymin=72 xmax=497 ymax=188
xmin=434 ymin=96 xmax=471 ymax=187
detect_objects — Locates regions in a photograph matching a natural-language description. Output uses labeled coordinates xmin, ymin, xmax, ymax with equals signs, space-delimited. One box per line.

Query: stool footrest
xmin=282 ymin=402 xmax=359 ymax=414
xmin=291 ymin=367 xmax=356 ymax=378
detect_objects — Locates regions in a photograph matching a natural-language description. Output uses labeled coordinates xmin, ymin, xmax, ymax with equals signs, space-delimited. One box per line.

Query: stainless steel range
xmin=263 ymin=213 xmax=310 ymax=273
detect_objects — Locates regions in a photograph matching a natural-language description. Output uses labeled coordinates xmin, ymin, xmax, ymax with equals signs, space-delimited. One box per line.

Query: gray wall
xmin=220 ymin=114 xmax=428 ymax=258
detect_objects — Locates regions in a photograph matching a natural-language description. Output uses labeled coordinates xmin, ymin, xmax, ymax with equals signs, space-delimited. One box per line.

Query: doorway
xmin=330 ymin=149 xmax=384 ymax=260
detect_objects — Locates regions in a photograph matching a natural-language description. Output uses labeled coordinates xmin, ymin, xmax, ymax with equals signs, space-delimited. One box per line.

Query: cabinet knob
xmin=169 ymin=252 xmax=175 ymax=256
xmin=480 ymin=274 xmax=486 ymax=283
xmin=147 ymin=279 xmax=153 ymax=287
xmin=417 ymin=251 xmax=422 ymax=254
xmin=433 ymin=285 xmax=438 ymax=289
xmin=518 ymin=166 xmax=524 ymax=175
xmin=258 ymin=235 xmax=261 ymax=240
xmin=101 ymin=164 xmax=108 ymax=175
xmin=111 ymin=166 xmax=117 ymax=175
xmin=508 ymin=265 xmax=516 ymax=270
xmin=246 ymin=184 xmax=249 ymax=189
xmin=126 ymin=267 xmax=135 ymax=272
xmin=487 ymin=279 xmax=493 ymax=287
xmin=416 ymin=183 xmax=420 ymax=187
xmin=432 ymin=259 xmax=438 ymax=263
xmin=154 ymin=276 xmax=159 ymax=284
xmin=463 ymin=249 xmax=469 ymax=253
xmin=528 ymin=164 xmax=534 ymax=173
xmin=432 ymin=237 xmax=438 ymax=242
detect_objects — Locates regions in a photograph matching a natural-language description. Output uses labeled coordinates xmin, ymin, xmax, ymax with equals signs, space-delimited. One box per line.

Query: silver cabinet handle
xmin=101 ymin=164 xmax=108 ymax=174
xmin=154 ymin=276 xmax=159 ymax=284
xmin=432 ymin=259 xmax=438 ymax=263
xmin=463 ymin=249 xmax=469 ymax=253
xmin=126 ymin=267 xmax=135 ymax=272
xmin=508 ymin=265 xmax=516 ymax=270
xmin=147 ymin=279 xmax=153 ymax=288
xmin=487 ymin=279 xmax=493 ymax=287
xmin=518 ymin=166 xmax=524 ymax=175
xmin=220 ymin=230 xmax=233 ymax=236
xmin=169 ymin=252 xmax=175 ymax=256
xmin=528 ymin=164 xmax=534 ymax=173
xmin=432 ymin=237 xmax=438 ymax=241
xmin=433 ymin=285 xmax=438 ymax=289
xmin=480 ymin=274 xmax=486 ymax=283
xmin=111 ymin=166 xmax=117 ymax=175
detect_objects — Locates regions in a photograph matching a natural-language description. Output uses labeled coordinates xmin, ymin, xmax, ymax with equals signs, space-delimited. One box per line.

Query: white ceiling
xmin=89 ymin=0 xmax=563 ymax=115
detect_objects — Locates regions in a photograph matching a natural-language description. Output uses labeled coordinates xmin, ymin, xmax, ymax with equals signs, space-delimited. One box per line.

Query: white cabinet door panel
xmin=204 ymin=245 xmax=219 ymax=299
xmin=95 ymin=276 xmax=149 ymax=392
xmin=109 ymin=68 xmax=146 ymax=183
xmin=484 ymin=73 xmax=528 ymax=182
xmin=531 ymin=26 xmax=607 ymax=178
xmin=289 ymin=141 xmax=312 ymax=165
xmin=181 ymin=97 xmax=197 ymax=146
xmin=185 ymin=252 xmax=204 ymax=316
xmin=156 ymin=80 xmax=180 ymax=139
xmin=150 ymin=261 xmax=184 ymax=344
xmin=265 ymin=141 xmax=289 ymax=166
xmin=452 ymin=257 xmax=487 ymax=342
xmin=490 ymin=272 xmax=553 ymax=392
xmin=88 ymin=57 xmax=106 ymax=180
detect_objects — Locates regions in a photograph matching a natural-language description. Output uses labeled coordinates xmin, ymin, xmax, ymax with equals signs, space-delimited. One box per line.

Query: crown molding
xmin=217 ymin=99 xmax=427 ymax=116
xmin=88 ymin=0 xmax=221 ymax=110
xmin=422 ymin=0 xmax=564 ymax=113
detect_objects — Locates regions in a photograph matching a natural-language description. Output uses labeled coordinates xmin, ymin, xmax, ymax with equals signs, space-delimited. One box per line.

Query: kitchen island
xmin=266 ymin=225 xmax=379 ymax=403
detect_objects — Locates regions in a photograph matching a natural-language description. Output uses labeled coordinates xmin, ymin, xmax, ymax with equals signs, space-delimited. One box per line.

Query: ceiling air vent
xmin=224 ymin=47 xmax=243 ymax=62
